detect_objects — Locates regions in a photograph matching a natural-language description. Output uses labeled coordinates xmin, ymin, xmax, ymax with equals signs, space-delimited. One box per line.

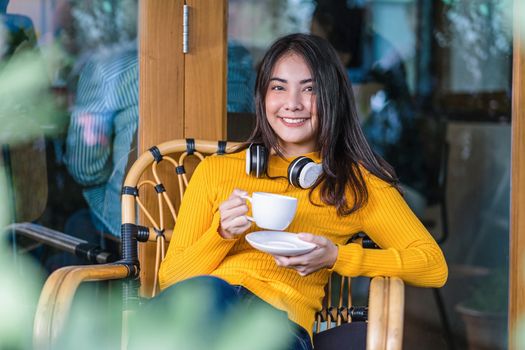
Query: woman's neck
xmin=275 ymin=144 xmax=318 ymax=159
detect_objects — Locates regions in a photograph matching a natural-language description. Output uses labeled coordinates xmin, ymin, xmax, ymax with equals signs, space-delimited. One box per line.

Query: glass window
xmin=1 ymin=0 xmax=138 ymax=267
xmin=1 ymin=2 xmax=139 ymax=346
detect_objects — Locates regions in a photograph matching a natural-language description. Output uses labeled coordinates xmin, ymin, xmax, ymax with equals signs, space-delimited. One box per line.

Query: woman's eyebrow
xmin=269 ymin=77 xmax=313 ymax=84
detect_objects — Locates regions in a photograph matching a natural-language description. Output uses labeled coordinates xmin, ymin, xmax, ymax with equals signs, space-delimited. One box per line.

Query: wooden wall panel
xmin=139 ymin=0 xmax=185 ymax=148
xmin=184 ymin=0 xmax=228 ymax=139
xmin=138 ymin=0 xmax=185 ymax=295
xmin=137 ymin=0 xmax=227 ymax=296
xmin=509 ymin=1 xmax=525 ymax=348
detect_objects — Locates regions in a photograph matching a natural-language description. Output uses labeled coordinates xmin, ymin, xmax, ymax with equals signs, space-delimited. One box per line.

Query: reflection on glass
xmin=228 ymin=40 xmax=256 ymax=113
xmin=1 ymin=0 xmax=138 ymax=282
xmin=1 ymin=0 xmax=139 ymax=346
xmin=436 ymin=1 xmax=512 ymax=93
xmin=228 ymin=0 xmax=512 ymax=349
xmin=56 ymin=1 xmax=138 ymax=260
xmin=227 ymin=0 xmax=315 ymax=115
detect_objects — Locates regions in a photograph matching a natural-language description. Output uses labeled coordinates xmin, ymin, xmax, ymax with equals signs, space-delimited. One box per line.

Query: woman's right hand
xmin=218 ymin=189 xmax=251 ymax=239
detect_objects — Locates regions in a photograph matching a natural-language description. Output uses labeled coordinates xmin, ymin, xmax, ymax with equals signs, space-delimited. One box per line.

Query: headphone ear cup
xmin=288 ymin=157 xmax=310 ymax=188
xmin=246 ymin=145 xmax=253 ymax=176
xmin=256 ymin=145 xmax=268 ymax=178
xmin=298 ymin=162 xmax=323 ymax=189
xmin=288 ymin=157 xmax=322 ymax=189
xmin=246 ymin=144 xmax=268 ymax=178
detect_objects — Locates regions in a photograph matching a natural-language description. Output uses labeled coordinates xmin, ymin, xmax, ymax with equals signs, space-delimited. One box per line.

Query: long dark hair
xmin=244 ymin=33 xmax=399 ymax=216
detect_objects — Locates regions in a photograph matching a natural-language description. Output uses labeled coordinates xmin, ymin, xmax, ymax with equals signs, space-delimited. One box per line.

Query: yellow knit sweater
xmin=159 ymin=150 xmax=448 ymax=336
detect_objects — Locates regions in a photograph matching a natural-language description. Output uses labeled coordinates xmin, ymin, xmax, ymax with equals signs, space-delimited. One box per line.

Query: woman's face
xmin=265 ymin=52 xmax=319 ymax=157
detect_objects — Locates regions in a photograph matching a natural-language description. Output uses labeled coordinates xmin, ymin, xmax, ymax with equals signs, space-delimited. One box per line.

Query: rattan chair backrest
xmin=120 ymin=139 xmax=361 ymax=331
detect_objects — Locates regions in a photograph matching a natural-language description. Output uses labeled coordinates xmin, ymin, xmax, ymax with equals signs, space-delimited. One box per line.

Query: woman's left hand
xmin=273 ymin=233 xmax=338 ymax=276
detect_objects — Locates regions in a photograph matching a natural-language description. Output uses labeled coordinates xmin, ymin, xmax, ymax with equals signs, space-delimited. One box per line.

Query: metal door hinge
xmin=183 ymin=4 xmax=189 ymax=54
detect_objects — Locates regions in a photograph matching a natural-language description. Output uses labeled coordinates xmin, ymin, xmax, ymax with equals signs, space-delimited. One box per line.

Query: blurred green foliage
xmin=0 ymin=48 xmax=66 ymax=145
xmin=0 ymin=165 xmax=45 ymax=349
xmin=42 ymin=278 xmax=293 ymax=350
xmin=127 ymin=285 xmax=292 ymax=350
xmin=461 ymin=268 xmax=508 ymax=314
xmin=1 ymin=162 xmax=291 ymax=349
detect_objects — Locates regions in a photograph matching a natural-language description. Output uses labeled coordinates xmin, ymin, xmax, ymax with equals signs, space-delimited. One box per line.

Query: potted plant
xmin=455 ymin=269 xmax=508 ymax=350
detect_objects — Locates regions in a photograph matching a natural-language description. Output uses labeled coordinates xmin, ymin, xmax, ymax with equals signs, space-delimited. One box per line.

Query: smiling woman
xmin=157 ymin=33 xmax=447 ymax=350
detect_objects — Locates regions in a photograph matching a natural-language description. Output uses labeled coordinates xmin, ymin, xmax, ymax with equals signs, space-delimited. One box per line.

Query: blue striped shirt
xmin=65 ymin=48 xmax=138 ymax=237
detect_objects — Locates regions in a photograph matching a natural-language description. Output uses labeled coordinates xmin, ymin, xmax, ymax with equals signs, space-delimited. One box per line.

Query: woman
xmin=158 ymin=33 xmax=447 ymax=350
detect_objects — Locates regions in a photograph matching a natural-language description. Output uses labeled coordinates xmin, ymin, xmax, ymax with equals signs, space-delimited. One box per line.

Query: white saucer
xmin=245 ymin=231 xmax=316 ymax=256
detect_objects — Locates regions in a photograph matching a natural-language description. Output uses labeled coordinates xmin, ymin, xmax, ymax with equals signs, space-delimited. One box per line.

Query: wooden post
xmin=509 ymin=1 xmax=525 ymax=348
xmin=138 ymin=0 xmax=227 ymax=297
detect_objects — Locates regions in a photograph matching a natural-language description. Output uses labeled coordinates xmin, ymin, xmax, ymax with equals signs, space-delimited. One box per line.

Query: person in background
xmin=64 ymin=44 xmax=138 ymax=243
xmin=56 ymin=0 xmax=139 ymax=263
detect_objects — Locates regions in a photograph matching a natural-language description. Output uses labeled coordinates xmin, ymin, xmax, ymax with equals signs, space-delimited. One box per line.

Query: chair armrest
xmin=33 ymin=263 xmax=129 ymax=350
xmin=366 ymin=276 xmax=405 ymax=350
xmin=7 ymin=222 xmax=117 ymax=263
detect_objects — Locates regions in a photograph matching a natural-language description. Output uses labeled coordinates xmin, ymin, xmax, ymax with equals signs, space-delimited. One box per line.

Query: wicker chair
xmin=33 ymin=139 xmax=404 ymax=350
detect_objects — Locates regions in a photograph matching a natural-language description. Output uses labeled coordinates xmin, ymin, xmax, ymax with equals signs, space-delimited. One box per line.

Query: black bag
xmin=313 ymin=322 xmax=367 ymax=350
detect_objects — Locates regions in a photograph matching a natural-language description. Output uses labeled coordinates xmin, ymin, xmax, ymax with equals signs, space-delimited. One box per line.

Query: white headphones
xmin=245 ymin=144 xmax=323 ymax=189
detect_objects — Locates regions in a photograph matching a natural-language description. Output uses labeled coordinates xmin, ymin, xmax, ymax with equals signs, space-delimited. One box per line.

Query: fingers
xmin=274 ymin=255 xmax=314 ymax=276
xmin=272 ymin=234 xmax=337 ymax=276
xmin=296 ymin=267 xmax=310 ymax=277
xmin=297 ymin=233 xmax=326 ymax=246
xmin=233 ymin=188 xmax=248 ymax=195
xmin=220 ymin=203 xmax=249 ymax=222
xmin=274 ymin=251 xmax=321 ymax=267
xmin=274 ymin=255 xmax=308 ymax=267
xmin=218 ymin=189 xmax=251 ymax=238
xmin=220 ymin=194 xmax=247 ymax=211
xmin=221 ymin=215 xmax=251 ymax=236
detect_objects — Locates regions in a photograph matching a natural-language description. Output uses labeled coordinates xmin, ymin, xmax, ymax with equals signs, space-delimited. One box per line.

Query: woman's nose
xmin=284 ymin=91 xmax=303 ymax=111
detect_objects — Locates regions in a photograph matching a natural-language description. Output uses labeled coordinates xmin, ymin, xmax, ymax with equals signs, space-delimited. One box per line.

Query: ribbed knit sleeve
xmin=332 ymin=174 xmax=448 ymax=287
xmin=158 ymin=158 xmax=239 ymax=290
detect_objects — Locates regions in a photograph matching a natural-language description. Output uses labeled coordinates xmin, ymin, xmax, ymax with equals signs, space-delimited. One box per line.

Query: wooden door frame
xmin=509 ymin=0 xmax=525 ymax=348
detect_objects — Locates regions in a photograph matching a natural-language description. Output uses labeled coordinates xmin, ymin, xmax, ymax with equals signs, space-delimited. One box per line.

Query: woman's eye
xmin=271 ymin=85 xmax=284 ymax=91
xmin=304 ymin=86 xmax=314 ymax=93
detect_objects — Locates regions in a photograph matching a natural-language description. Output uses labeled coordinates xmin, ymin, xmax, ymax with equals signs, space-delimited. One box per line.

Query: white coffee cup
xmin=241 ymin=192 xmax=297 ymax=231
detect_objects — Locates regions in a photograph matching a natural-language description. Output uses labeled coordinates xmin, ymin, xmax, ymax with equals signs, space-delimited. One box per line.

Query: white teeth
xmin=282 ymin=118 xmax=306 ymax=124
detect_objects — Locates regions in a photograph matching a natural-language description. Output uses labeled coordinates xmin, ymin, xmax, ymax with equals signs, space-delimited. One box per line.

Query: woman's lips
xmin=279 ymin=116 xmax=309 ymax=127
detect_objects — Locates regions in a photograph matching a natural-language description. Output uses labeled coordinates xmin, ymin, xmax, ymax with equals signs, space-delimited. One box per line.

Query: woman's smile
xmin=278 ymin=116 xmax=310 ymax=127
